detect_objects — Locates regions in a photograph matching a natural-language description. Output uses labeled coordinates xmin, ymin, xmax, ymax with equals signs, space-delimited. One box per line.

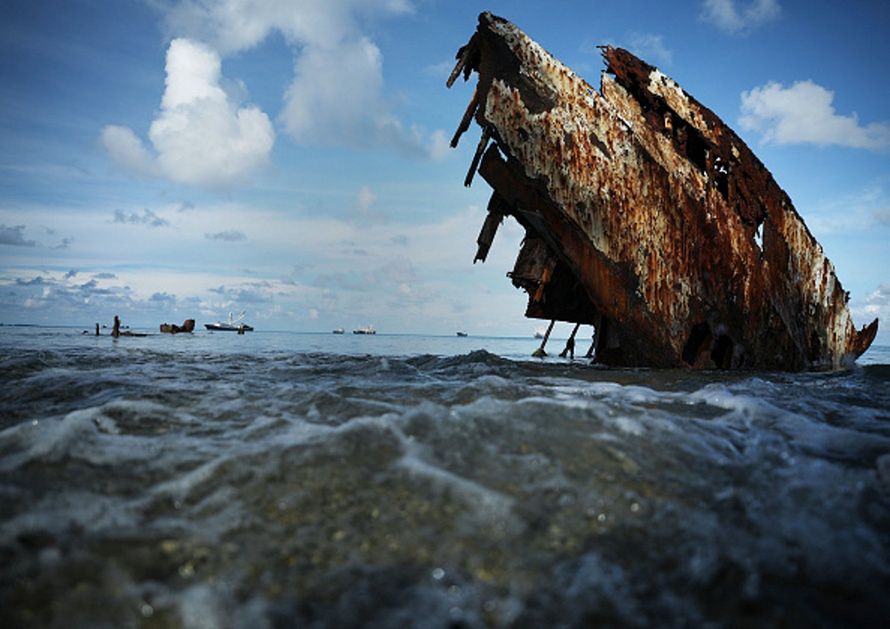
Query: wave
xmin=2 ymin=342 xmax=890 ymax=627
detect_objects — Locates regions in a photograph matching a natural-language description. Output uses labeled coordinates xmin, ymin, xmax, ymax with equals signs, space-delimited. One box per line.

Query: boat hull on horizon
xmin=205 ymin=323 xmax=254 ymax=332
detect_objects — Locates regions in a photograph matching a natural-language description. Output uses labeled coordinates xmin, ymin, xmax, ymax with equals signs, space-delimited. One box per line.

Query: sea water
xmin=1 ymin=326 xmax=889 ymax=627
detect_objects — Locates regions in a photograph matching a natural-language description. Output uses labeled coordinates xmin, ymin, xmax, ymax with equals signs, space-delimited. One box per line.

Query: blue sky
xmin=1 ymin=0 xmax=889 ymax=340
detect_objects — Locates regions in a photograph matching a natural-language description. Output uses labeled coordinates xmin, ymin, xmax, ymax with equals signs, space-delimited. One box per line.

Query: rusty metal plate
xmin=448 ymin=12 xmax=877 ymax=370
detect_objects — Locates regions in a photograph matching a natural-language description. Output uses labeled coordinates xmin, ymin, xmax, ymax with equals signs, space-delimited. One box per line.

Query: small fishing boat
xmin=332 ymin=328 xmax=345 ymax=334
xmin=353 ymin=325 xmax=376 ymax=335
xmin=205 ymin=311 xmax=253 ymax=332
xmin=456 ymin=331 xmax=468 ymax=337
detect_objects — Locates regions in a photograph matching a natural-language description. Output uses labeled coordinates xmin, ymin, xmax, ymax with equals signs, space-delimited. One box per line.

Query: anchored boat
xmin=205 ymin=311 xmax=253 ymax=332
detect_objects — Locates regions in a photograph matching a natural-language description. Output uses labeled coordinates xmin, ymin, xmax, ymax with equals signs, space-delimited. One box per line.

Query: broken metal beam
xmin=448 ymin=12 xmax=878 ymax=370
xmin=474 ymin=192 xmax=507 ymax=263
xmin=464 ymin=126 xmax=491 ymax=187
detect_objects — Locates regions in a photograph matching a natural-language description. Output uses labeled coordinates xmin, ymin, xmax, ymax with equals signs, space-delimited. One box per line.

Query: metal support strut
xmin=532 ymin=319 xmax=555 ymax=358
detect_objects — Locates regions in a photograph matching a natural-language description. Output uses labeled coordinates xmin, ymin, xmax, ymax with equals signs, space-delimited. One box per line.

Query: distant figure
xmin=95 ymin=323 xmax=99 ymax=336
xmin=237 ymin=324 xmax=245 ymax=335
xmin=112 ymin=315 xmax=121 ymax=338
xmin=564 ymin=335 xmax=575 ymax=359
xmin=559 ymin=322 xmax=581 ymax=359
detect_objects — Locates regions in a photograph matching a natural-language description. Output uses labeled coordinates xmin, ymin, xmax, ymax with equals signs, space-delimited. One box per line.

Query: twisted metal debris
xmin=448 ymin=12 xmax=877 ymax=370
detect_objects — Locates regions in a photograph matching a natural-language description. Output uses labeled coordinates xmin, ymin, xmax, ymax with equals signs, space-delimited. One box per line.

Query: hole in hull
xmin=682 ymin=322 xmax=712 ymax=365
xmin=711 ymin=334 xmax=734 ymax=369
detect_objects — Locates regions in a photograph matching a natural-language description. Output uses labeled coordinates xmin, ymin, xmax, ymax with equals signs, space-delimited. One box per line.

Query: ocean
xmin=1 ymin=326 xmax=889 ymax=628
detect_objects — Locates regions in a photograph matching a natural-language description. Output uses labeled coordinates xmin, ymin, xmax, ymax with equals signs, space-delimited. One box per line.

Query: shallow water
xmin=1 ymin=327 xmax=889 ymax=627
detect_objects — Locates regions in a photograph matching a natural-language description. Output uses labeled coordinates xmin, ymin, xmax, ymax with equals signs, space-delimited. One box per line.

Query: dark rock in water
xmin=160 ymin=319 xmax=195 ymax=334
xmin=448 ymin=12 xmax=877 ymax=370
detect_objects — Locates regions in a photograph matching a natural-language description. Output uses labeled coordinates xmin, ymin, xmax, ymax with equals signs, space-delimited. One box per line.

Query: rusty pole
xmin=532 ymin=319 xmax=556 ymax=358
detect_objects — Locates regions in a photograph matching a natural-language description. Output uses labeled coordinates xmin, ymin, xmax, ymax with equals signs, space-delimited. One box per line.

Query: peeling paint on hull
xmin=449 ymin=12 xmax=877 ymax=370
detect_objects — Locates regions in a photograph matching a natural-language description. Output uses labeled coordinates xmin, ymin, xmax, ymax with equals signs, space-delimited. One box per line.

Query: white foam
xmin=152 ymin=456 xmax=230 ymax=500
xmin=612 ymin=416 xmax=645 ymax=436
xmin=177 ymin=585 xmax=227 ymax=629
xmin=389 ymin=420 xmax=516 ymax=521
xmin=0 ymin=408 xmax=96 ymax=471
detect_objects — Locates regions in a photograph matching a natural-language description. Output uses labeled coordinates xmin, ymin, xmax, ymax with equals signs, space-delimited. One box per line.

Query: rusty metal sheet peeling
xmin=448 ymin=12 xmax=877 ymax=370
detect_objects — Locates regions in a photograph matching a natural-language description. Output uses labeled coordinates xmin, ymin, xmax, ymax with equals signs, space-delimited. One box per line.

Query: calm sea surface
xmin=2 ymin=326 xmax=889 ymax=627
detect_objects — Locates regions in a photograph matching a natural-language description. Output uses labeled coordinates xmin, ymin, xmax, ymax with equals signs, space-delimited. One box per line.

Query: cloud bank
xmin=740 ymin=80 xmax=890 ymax=150
xmin=102 ymin=38 xmax=275 ymax=188
xmin=702 ymin=0 xmax=781 ymax=34
xmin=0 ymin=201 xmax=528 ymax=333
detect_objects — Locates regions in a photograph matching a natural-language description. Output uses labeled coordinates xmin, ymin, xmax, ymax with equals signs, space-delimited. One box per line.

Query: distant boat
xmin=205 ymin=311 xmax=253 ymax=332
xmin=206 ymin=321 xmax=253 ymax=332
xmin=456 ymin=331 xmax=468 ymax=337
xmin=332 ymin=328 xmax=345 ymax=334
xmin=353 ymin=325 xmax=376 ymax=335
xmin=534 ymin=331 xmax=544 ymax=339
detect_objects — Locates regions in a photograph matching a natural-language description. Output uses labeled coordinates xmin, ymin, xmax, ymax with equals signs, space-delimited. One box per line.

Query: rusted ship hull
xmin=448 ymin=12 xmax=877 ymax=370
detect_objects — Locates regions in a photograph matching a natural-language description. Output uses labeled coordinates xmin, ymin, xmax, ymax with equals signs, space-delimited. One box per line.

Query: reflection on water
xmin=1 ymin=328 xmax=889 ymax=627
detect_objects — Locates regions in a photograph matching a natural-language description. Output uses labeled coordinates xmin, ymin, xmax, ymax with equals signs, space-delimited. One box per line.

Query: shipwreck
xmin=448 ymin=12 xmax=877 ymax=370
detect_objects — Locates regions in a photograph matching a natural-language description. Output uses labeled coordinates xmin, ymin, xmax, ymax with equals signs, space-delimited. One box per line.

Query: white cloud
xmin=806 ymin=186 xmax=890 ymax=235
xmin=357 ymin=186 xmax=376 ymax=212
xmin=99 ymin=126 xmax=159 ymax=178
xmin=424 ymin=60 xmax=454 ymax=78
xmin=102 ymin=38 xmax=275 ymax=188
xmin=159 ymin=0 xmax=444 ymax=159
xmin=702 ymin=0 xmax=780 ymax=34
xmin=626 ymin=33 xmax=673 ymax=67
xmin=740 ymin=80 xmax=890 ymax=150
xmin=163 ymin=0 xmax=413 ymax=54
xmin=851 ymin=284 xmax=889 ymax=336
xmin=350 ymin=185 xmax=387 ymax=225
xmin=280 ymin=36 xmax=438 ymax=157
xmin=428 ymin=129 xmax=450 ymax=160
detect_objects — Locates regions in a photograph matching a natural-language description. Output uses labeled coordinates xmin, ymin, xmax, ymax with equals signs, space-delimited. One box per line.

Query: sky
xmin=1 ymin=0 xmax=889 ymax=341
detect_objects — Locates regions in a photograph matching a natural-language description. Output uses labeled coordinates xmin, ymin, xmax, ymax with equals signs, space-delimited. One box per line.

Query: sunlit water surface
xmin=2 ymin=327 xmax=889 ymax=627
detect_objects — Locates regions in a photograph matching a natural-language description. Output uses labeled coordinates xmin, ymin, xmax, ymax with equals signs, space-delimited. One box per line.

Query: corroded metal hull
xmin=449 ymin=12 xmax=877 ymax=370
